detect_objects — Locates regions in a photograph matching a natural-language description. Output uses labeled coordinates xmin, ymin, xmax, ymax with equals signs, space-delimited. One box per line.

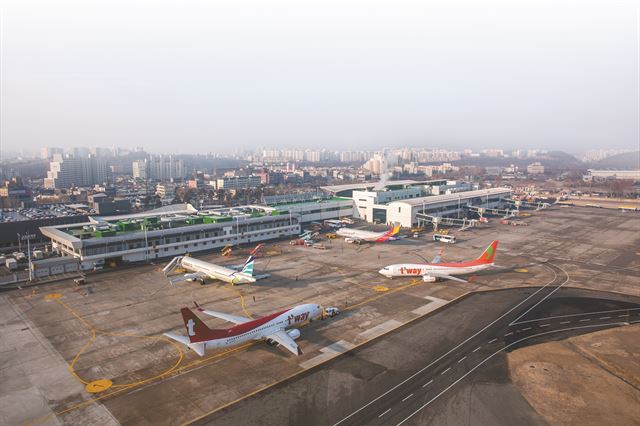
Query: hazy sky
xmin=1 ymin=0 xmax=639 ymax=154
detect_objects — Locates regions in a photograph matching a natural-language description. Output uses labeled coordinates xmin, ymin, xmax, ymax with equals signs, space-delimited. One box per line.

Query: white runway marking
xmin=489 ymin=338 xmax=498 ymax=343
xmin=402 ymin=394 xmax=414 ymax=402
xmin=512 ymin=307 xmax=640 ymax=325
xmin=396 ymin=320 xmax=639 ymax=425
xmin=378 ymin=409 xmax=391 ymax=418
xmin=579 ymin=318 xmax=591 ymax=322
xmin=333 ymin=264 xmax=563 ymax=426
xmin=472 ymin=346 xmax=481 ymax=352
xmin=422 ymin=380 xmax=433 ymax=388
xmin=539 ymin=324 xmax=551 ymax=327
xmin=457 ymin=356 xmax=466 ymax=363
xmin=510 ymin=264 xmax=571 ymax=325
xmin=599 ymin=316 xmax=611 ymax=320
xmin=560 ymin=321 xmax=571 ymax=324
xmin=521 ymin=327 xmax=532 ymax=331
xmin=440 ymin=368 xmax=451 ymax=375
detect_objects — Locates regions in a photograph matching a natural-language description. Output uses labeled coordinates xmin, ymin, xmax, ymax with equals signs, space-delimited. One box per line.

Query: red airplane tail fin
xmin=477 ymin=240 xmax=499 ymax=264
xmin=250 ymin=243 xmax=265 ymax=257
xmin=180 ymin=308 xmax=223 ymax=343
xmin=375 ymin=224 xmax=401 ymax=242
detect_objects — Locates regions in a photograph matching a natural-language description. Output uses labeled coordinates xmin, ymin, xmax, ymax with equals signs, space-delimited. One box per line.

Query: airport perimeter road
xmin=191 ymin=268 xmax=640 ymax=426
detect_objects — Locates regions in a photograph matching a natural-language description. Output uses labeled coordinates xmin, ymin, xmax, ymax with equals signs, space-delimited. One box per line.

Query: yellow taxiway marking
xmin=31 ymin=273 xmax=431 ymax=424
xmin=53 ymin=298 xmax=183 ymax=389
xmin=86 ymin=379 xmax=113 ymax=393
xmin=44 ymin=293 xmax=62 ymax=300
xmin=514 ymin=268 xmax=529 ymax=273
xmin=344 ymin=279 xmax=426 ymax=312
xmin=372 ymin=285 xmax=389 ymax=292
xmin=224 ymin=286 xmax=255 ymax=319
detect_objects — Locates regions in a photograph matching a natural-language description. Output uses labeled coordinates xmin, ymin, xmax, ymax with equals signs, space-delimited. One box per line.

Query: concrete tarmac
xmin=193 ymin=286 xmax=640 ymax=426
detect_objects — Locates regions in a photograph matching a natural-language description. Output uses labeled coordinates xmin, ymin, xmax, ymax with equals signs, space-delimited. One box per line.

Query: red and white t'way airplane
xmin=163 ymin=302 xmax=323 ymax=356
xmin=336 ymin=224 xmax=401 ymax=244
xmin=378 ymin=240 xmax=499 ymax=283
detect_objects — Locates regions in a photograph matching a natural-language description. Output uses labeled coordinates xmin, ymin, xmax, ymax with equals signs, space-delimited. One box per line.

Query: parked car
xmin=324 ymin=306 xmax=340 ymax=318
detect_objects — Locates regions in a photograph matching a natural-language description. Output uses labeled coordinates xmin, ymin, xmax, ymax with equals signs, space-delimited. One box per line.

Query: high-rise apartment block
xmin=132 ymin=156 xmax=185 ymax=181
xmin=45 ymin=154 xmax=111 ymax=189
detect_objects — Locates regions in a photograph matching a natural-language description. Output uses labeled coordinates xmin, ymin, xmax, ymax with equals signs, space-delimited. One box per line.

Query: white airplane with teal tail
xmin=163 ymin=252 xmax=257 ymax=285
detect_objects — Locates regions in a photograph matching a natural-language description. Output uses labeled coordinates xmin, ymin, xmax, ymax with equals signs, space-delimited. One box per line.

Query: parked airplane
xmin=336 ymin=224 xmax=401 ymax=244
xmin=163 ymin=252 xmax=257 ymax=285
xmin=163 ymin=302 xmax=324 ymax=356
xmin=378 ymin=240 xmax=499 ymax=283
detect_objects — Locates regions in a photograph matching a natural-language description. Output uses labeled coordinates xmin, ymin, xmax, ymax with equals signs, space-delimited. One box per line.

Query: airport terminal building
xmin=39 ymin=197 xmax=353 ymax=268
xmin=37 ymin=182 xmax=509 ymax=269
xmin=386 ymin=188 xmax=513 ymax=227
xmin=322 ymin=181 xmax=511 ymax=227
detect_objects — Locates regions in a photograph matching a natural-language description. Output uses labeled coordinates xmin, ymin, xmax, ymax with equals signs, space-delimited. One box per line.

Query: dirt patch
xmin=507 ymin=325 xmax=640 ymax=426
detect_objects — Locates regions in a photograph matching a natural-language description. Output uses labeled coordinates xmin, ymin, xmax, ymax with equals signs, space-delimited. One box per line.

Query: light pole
xmin=19 ymin=233 xmax=35 ymax=282
xmin=143 ymin=222 xmax=149 ymax=263
xmin=235 ymin=216 xmax=240 ymax=246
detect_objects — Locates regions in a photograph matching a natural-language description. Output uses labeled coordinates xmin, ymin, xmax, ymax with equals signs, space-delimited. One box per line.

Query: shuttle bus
xmin=433 ymin=234 xmax=456 ymax=244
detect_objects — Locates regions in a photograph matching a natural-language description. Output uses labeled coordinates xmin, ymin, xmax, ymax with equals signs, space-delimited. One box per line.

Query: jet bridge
xmin=416 ymin=213 xmax=478 ymax=232
xmin=466 ymin=205 xmax=518 ymax=219
xmin=505 ymin=199 xmax=551 ymax=211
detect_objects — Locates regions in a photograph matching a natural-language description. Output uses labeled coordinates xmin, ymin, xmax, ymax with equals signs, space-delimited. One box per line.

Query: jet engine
xmin=287 ymin=329 xmax=301 ymax=340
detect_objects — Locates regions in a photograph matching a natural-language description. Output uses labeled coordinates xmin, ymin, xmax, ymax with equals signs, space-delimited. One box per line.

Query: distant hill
xmin=545 ymin=151 xmax=584 ymax=169
xmin=452 ymin=150 xmax=584 ymax=171
xmin=591 ymin=151 xmax=640 ymax=170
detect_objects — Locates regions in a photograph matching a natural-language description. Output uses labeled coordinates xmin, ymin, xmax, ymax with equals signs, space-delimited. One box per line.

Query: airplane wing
xmin=170 ymin=272 xmax=208 ymax=284
xmin=195 ymin=306 xmax=251 ymax=324
xmin=425 ymin=271 xmax=468 ymax=283
xmin=266 ymin=330 xmax=302 ymax=356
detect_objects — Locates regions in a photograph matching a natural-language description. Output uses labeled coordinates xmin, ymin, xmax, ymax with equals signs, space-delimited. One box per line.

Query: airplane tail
xmin=180 ymin=307 xmax=223 ymax=343
xmin=250 ymin=243 xmax=265 ymax=257
xmin=240 ymin=258 xmax=255 ymax=276
xmin=376 ymin=224 xmax=401 ymax=242
xmin=477 ymin=240 xmax=499 ymax=264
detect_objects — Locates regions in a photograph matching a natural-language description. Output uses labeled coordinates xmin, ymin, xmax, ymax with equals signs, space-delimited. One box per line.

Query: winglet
xmin=477 ymin=240 xmax=499 ymax=264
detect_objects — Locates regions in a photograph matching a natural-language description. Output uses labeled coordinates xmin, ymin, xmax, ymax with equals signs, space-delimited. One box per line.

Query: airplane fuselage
xmin=180 ymin=256 xmax=256 ymax=284
xmin=379 ymin=262 xmax=492 ymax=278
xmin=336 ymin=228 xmax=383 ymax=241
xmin=196 ymin=304 xmax=323 ymax=350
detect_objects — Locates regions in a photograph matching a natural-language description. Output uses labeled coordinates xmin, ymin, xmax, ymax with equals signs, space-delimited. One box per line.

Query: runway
xmin=334 ymin=263 xmax=640 ymax=426
xmin=194 ymin=263 xmax=640 ymax=426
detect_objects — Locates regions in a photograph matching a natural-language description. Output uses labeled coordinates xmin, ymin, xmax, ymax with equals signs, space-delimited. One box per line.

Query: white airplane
xmin=163 ymin=253 xmax=257 ymax=285
xmin=336 ymin=224 xmax=401 ymax=244
xmin=163 ymin=302 xmax=324 ymax=356
xmin=378 ymin=240 xmax=499 ymax=283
